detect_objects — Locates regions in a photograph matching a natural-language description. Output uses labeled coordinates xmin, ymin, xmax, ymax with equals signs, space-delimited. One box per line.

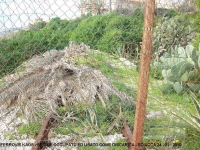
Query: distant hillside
xmin=0 ymin=27 xmax=24 ymax=39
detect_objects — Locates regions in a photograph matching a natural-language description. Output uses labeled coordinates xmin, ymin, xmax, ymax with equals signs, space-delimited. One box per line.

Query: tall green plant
xmin=171 ymin=92 xmax=200 ymax=132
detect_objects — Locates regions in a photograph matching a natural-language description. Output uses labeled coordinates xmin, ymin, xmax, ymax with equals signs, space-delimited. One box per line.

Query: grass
xmin=13 ymin=65 xmax=26 ymax=73
xmin=54 ymin=95 xmax=135 ymax=136
xmin=2 ymin=49 xmax=199 ymax=149
xmin=73 ymin=50 xmax=138 ymax=94
xmin=4 ymin=132 xmax=19 ymax=140
xmin=17 ymin=122 xmax=41 ymax=137
xmin=73 ymin=50 xmax=200 ymax=149
xmin=4 ymin=122 xmax=41 ymax=140
xmin=0 ymin=79 xmax=4 ymax=87
xmin=182 ymin=127 xmax=200 ymax=150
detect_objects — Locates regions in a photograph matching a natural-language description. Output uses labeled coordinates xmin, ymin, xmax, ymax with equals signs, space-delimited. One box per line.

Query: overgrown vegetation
xmin=73 ymin=50 xmax=138 ymax=96
xmin=17 ymin=122 xmax=41 ymax=137
xmin=0 ymin=11 xmax=143 ymax=78
xmin=0 ymin=14 xmax=89 ymax=77
xmin=171 ymin=93 xmax=200 ymax=150
xmin=182 ymin=127 xmax=200 ymax=149
xmin=1 ymin=5 xmax=200 ymax=149
xmin=55 ymin=95 xmax=135 ymax=136
xmin=154 ymin=8 xmax=178 ymax=18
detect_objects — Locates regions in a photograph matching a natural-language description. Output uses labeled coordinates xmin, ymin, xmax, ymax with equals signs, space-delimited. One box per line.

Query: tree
xmin=78 ymin=0 xmax=109 ymax=15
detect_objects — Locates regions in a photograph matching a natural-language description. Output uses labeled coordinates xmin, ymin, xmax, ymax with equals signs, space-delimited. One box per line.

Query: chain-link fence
xmin=0 ymin=0 xmax=200 ymax=150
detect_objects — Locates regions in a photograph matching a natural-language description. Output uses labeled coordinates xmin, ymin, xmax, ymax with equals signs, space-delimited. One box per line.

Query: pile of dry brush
xmin=0 ymin=42 xmax=135 ymax=124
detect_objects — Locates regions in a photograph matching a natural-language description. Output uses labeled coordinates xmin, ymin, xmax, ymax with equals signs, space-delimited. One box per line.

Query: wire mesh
xmin=0 ymin=0 xmax=199 ymax=150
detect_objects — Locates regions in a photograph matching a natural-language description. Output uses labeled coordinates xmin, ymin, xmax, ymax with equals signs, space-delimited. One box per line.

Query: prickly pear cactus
xmin=160 ymin=45 xmax=200 ymax=95
xmin=153 ymin=15 xmax=196 ymax=53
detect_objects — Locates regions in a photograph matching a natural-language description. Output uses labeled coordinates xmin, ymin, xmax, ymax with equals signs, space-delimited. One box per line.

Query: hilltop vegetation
xmin=1 ymin=7 xmax=199 ymax=78
xmin=1 ymin=6 xmax=199 ymax=78
xmin=0 ymin=10 xmax=144 ymax=77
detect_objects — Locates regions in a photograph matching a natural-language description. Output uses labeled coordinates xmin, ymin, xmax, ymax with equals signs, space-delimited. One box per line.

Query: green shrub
xmin=29 ymin=21 xmax=46 ymax=31
xmin=155 ymin=8 xmax=178 ymax=18
xmin=71 ymin=13 xmax=143 ymax=56
xmin=194 ymin=35 xmax=200 ymax=50
xmin=196 ymin=0 xmax=200 ymax=7
xmin=44 ymin=17 xmax=65 ymax=30
xmin=0 ymin=28 xmax=69 ymax=77
xmin=132 ymin=8 xmax=144 ymax=19
xmin=149 ymin=65 xmax=163 ymax=80
xmin=97 ymin=29 xmax=124 ymax=53
xmin=0 ymin=16 xmax=77 ymax=77
xmin=70 ymin=15 xmax=106 ymax=49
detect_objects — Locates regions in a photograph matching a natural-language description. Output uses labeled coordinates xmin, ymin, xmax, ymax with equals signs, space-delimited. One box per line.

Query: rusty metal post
xmin=32 ymin=113 xmax=55 ymax=150
xmin=131 ymin=0 xmax=155 ymax=150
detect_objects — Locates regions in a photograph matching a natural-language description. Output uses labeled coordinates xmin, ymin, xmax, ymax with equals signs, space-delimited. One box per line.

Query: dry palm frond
xmin=0 ymin=42 xmax=135 ymax=124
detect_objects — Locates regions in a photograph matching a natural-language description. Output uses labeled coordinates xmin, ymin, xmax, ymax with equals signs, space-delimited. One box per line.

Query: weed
xmin=54 ymin=95 xmax=135 ymax=137
xmin=4 ymin=132 xmax=18 ymax=140
xmin=17 ymin=122 xmax=41 ymax=137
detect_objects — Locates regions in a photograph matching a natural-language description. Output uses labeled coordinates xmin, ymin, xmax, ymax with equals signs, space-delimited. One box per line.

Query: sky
xmin=0 ymin=0 xmax=81 ymax=31
xmin=0 ymin=0 xmax=184 ymax=32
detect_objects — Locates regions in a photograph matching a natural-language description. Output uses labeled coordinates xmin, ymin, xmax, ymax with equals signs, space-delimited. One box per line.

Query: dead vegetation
xmin=0 ymin=42 xmax=135 ymax=126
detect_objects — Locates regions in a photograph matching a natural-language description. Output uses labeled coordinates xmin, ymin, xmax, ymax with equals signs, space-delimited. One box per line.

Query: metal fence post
xmin=131 ymin=0 xmax=155 ymax=150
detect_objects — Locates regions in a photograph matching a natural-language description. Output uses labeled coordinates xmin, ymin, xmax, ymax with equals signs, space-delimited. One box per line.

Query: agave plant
xmin=171 ymin=93 xmax=200 ymax=132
